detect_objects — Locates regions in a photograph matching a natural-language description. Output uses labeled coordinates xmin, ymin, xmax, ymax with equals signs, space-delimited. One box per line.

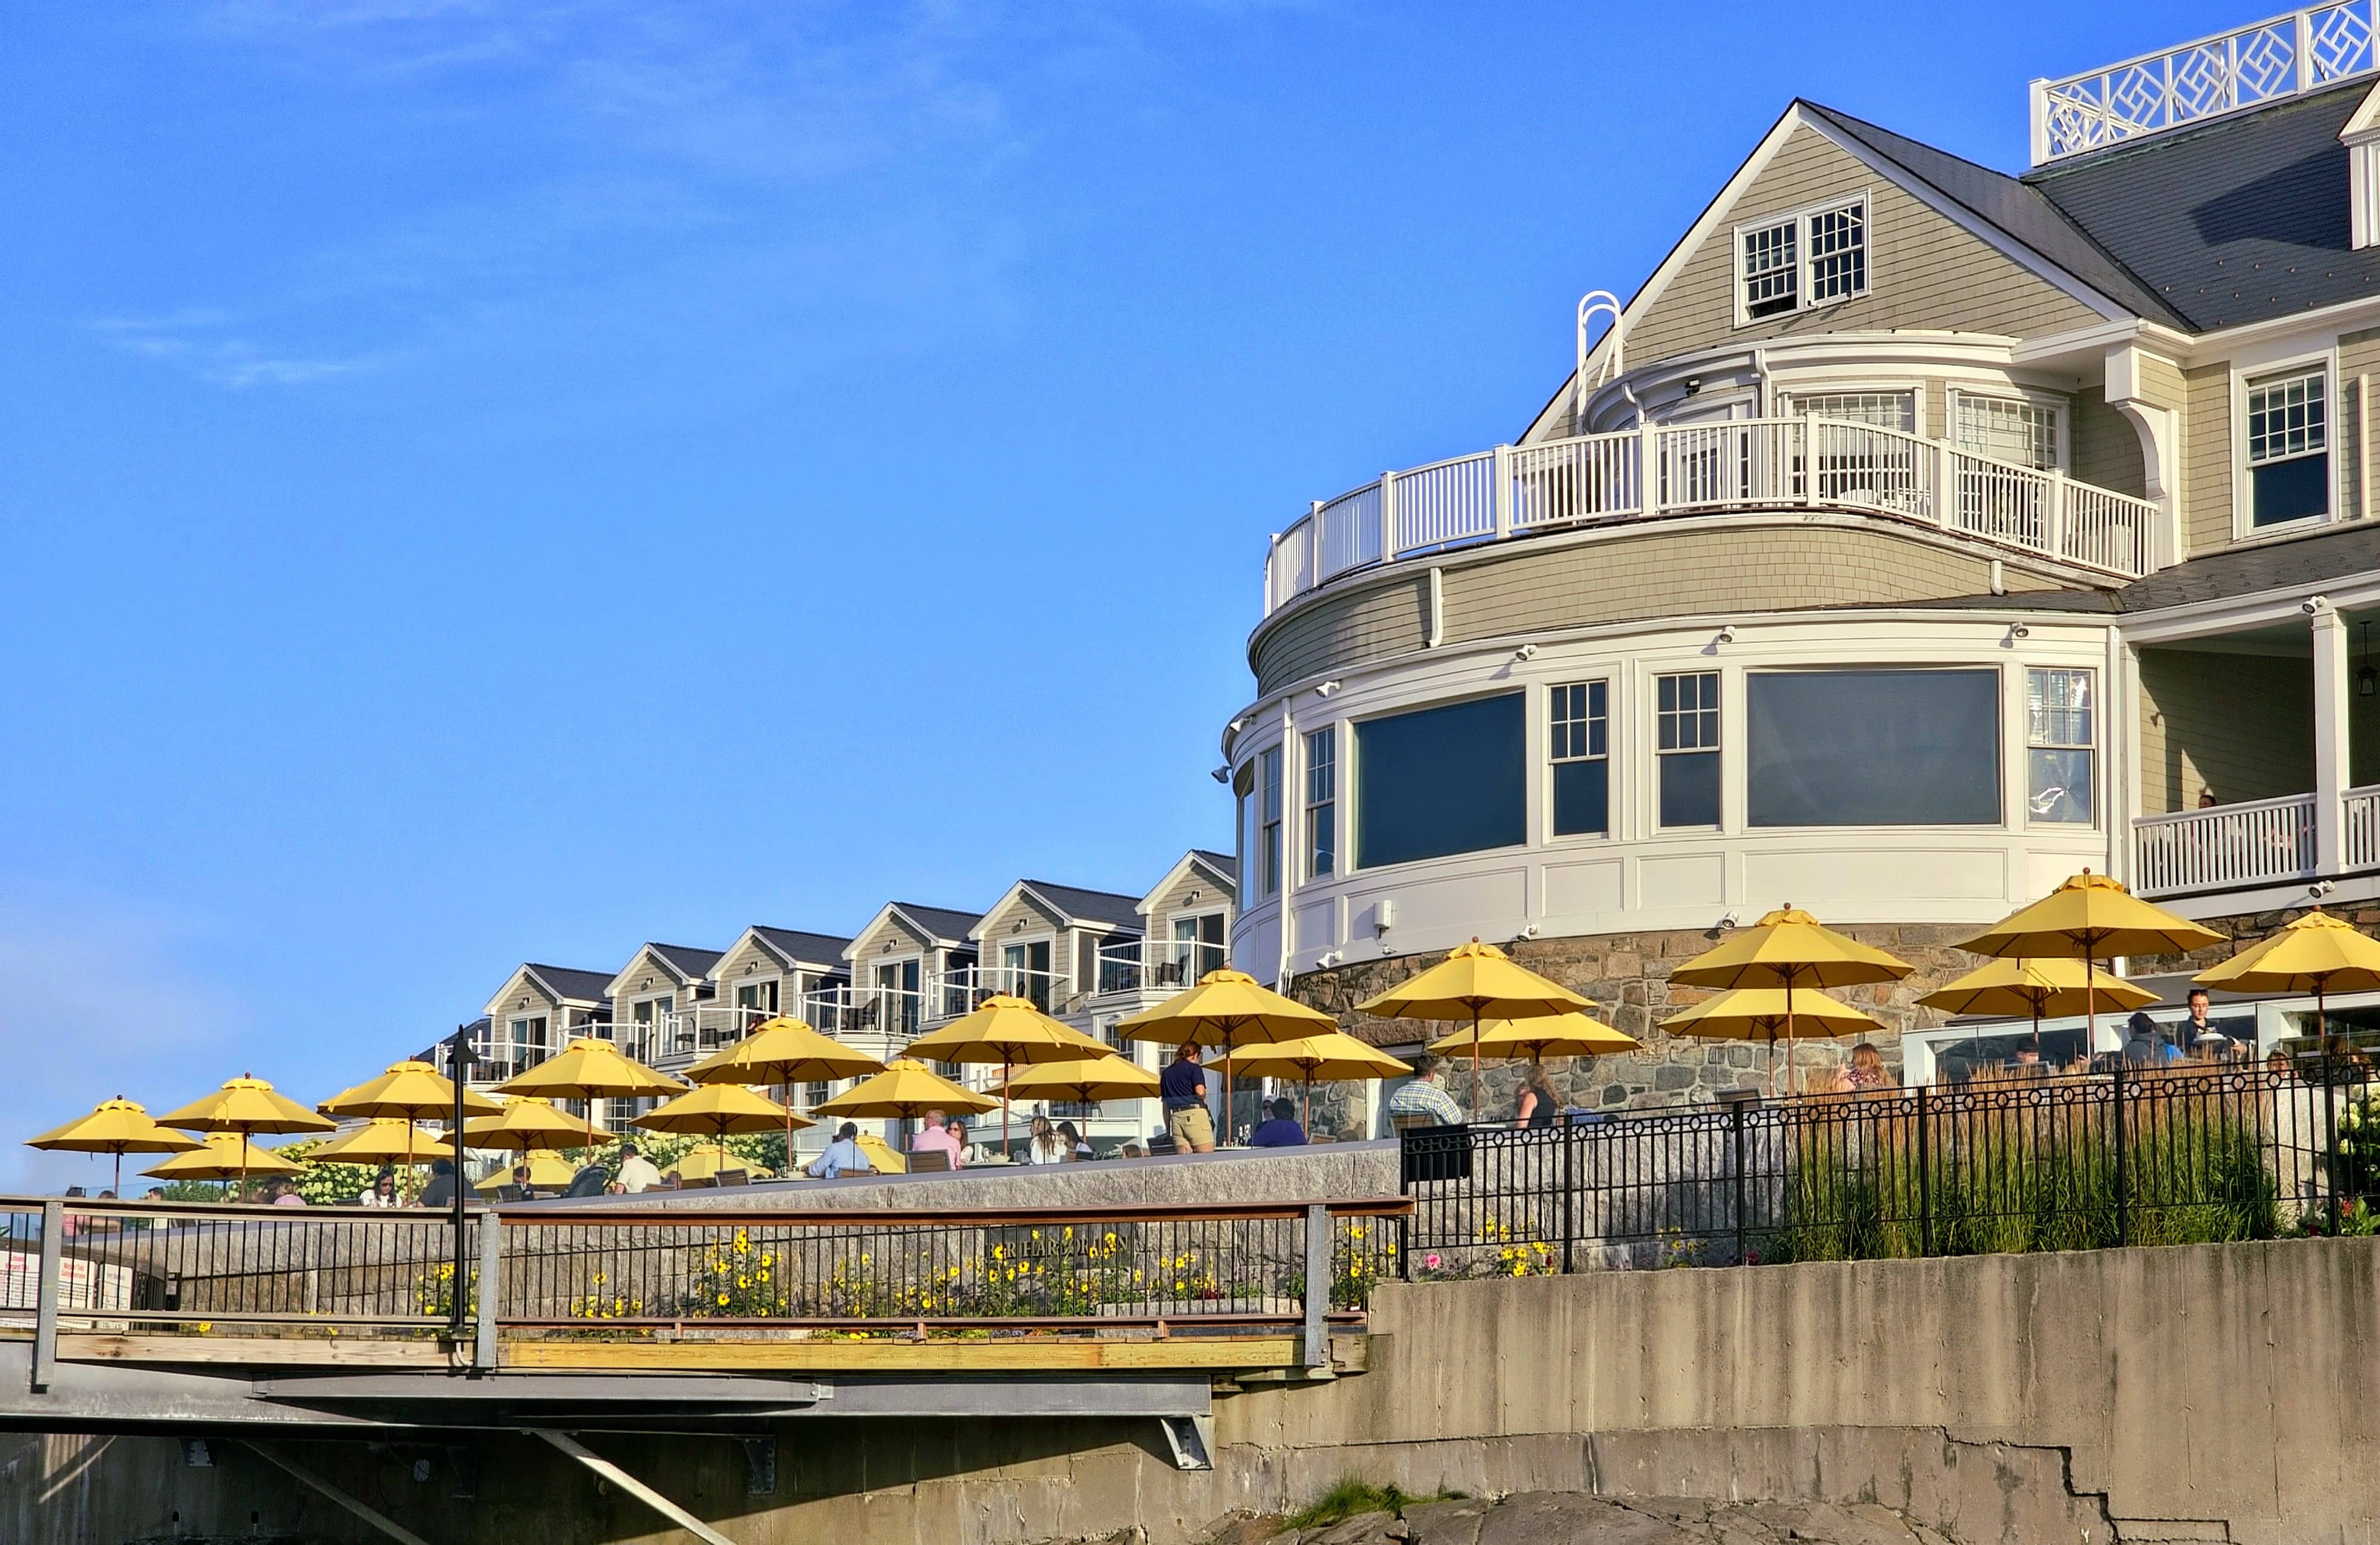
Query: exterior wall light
xmin=1210 ymin=766 xmax=1230 ymax=783
xmin=1514 ymin=643 xmax=1539 ymax=661
xmin=1715 ymin=625 xmax=1738 ymax=645
xmin=1317 ymin=679 xmax=1342 ymax=697
xmin=2008 ymin=623 xmax=2031 ymax=642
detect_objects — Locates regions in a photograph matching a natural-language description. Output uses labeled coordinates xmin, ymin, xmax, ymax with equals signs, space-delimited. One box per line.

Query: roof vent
xmin=2344 ymin=83 xmax=2380 ymax=250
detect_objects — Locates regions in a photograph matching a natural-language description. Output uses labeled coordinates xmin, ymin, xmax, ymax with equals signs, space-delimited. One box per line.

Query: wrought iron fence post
xmin=1915 ymin=1085 xmax=1933 ymax=1258
xmin=1730 ymin=1097 xmax=1748 ymax=1267
xmin=449 ymin=1023 xmax=475 ymax=1341
xmin=2325 ymin=1046 xmax=2342 ymax=1220
xmin=2112 ymin=1062 xmax=2130 ymax=1248
xmin=1560 ymin=1120 xmax=1577 ymax=1274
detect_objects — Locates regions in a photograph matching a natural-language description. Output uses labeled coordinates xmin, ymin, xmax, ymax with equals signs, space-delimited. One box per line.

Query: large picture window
xmin=1656 ymin=672 xmax=1721 ymax=828
xmin=2245 ymin=366 xmax=2329 ymax=527
xmin=1550 ymin=681 xmax=1609 ymax=837
xmin=1746 ymin=670 xmax=2000 ymax=827
xmin=1354 ymin=694 xmax=1525 ymax=869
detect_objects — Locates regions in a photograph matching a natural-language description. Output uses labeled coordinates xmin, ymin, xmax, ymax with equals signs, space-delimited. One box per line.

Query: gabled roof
xmin=610 ymin=942 xmax=722 ymax=995
xmin=523 ymin=963 xmax=613 ymax=1004
xmin=2026 ymin=78 xmax=2380 ymax=332
xmin=1189 ymin=848 xmax=1239 ymax=880
xmin=749 ymin=926 xmax=853 ymax=972
xmin=1138 ymin=850 xmax=1240 ymax=917
xmin=1802 ymin=102 xmax=2191 ymax=330
xmin=2115 ymin=522 xmax=2380 ymax=613
xmin=843 ymin=902 xmax=982 ymax=960
xmin=974 ymin=879 xmax=1144 ymax=936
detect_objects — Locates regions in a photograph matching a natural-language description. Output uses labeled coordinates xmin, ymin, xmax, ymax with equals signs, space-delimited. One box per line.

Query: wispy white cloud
xmin=87 ymin=310 xmax=381 ymax=388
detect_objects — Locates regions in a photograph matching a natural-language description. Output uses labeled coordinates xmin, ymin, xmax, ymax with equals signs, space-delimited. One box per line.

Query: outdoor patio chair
xmin=906 ymin=1149 xmax=952 ymax=1174
xmin=716 ymin=1168 xmax=749 ymax=1186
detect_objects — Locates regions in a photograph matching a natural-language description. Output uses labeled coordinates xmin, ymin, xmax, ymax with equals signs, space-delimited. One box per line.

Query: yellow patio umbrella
xmin=903 ymin=995 xmax=1107 ymax=1157
xmin=853 ymin=1132 xmax=906 ymax=1174
xmin=2195 ymin=907 xmax=2380 ymax=1045
xmin=306 ymin=1119 xmax=456 ymax=1164
xmin=1357 ymin=940 xmax=1593 ymax=1113
xmin=1662 ymin=987 xmax=1884 ymax=1090
xmin=321 ymin=1061 xmax=500 ymax=1200
xmin=684 ymin=1016 xmax=885 ymax=1162
xmin=493 ymin=1036 xmax=684 ymax=1150
xmin=635 ymin=1084 xmax=810 ymax=1176
xmin=477 ymin=1148 xmax=577 ymax=1196
xmin=27 ymin=1096 xmax=201 ymax=1196
xmin=1216 ymin=1032 xmax=1412 ymax=1135
xmin=156 ymin=1074 xmax=336 ymax=1199
xmin=665 ymin=1146 xmax=775 ymax=1184
xmin=143 ymin=1132 xmax=306 ymax=1186
xmin=815 ymin=1058 xmax=996 ymax=1156
xmin=1918 ymin=957 xmax=2157 ymax=1066
xmin=1002 ymin=1052 xmax=1162 ymax=1107
xmin=1120 ymin=968 xmax=1339 ymax=1145
xmin=461 ymin=1094 xmax=613 ymax=1154
xmin=1429 ymin=1011 xmax=1641 ymax=1064
xmin=1671 ymin=908 xmax=1912 ymax=1096
xmin=1961 ymin=870 xmax=2224 ymax=1061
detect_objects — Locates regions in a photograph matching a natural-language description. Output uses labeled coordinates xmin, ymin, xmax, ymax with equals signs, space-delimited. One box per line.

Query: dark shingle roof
xmin=1801 ymin=102 xmax=2191 ymax=328
xmin=890 ymin=904 xmax=981 ymax=945
xmin=751 ymin=927 xmax=853 ymax=970
xmin=1019 ymin=880 xmax=1144 ymax=931
xmin=2026 ymin=79 xmax=2380 ymax=332
xmin=646 ymin=944 xmax=723 ymax=982
xmin=524 ymin=964 xmax=613 ymax=1004
xmin=1189 ymin=849 xmax=1239 ymax=880
xmin=2115 ymin=523 xmax=2380 ymax=612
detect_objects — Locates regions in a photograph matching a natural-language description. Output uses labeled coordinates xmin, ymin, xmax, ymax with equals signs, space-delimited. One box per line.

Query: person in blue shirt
xmin=1159 ymin=1043 xmax=1216 ymax=1152
xmin=806 ymin=1121 xmax=872 ymax=1180
xmin=1248 ymin=1097 xmax=1307 ymax=1148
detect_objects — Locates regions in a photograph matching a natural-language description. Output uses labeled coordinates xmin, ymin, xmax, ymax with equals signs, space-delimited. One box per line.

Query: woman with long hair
xmin=1023 ymin=1114 xmax=1066 ymax=1165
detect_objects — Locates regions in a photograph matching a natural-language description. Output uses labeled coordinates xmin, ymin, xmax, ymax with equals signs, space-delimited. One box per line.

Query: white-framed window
xmin=1549 ymin=681 xmax=1609 ymax=838
xmin=1258 ymin=746 xmax=1283 ymax=897
xmin=2025 ymin=668 xmax=2096 ymax=826
xmin=2243 ymin=365 xmax=2331 ymax=529
xmin=1781 ymin=388 xmax=1915 ymax=433
xmin=1304 ymin=728 xmax=1336 ymax=879
xmin=1655 ymin=672 xmax=1721 ymax=829
xmin=1233 ymin=759 xmax=1258 ymax=906
xmin=1736 ymin=195 xmax=1869 ymax=324
xmin=1954 ymin=393 xmax=2062 ymax=471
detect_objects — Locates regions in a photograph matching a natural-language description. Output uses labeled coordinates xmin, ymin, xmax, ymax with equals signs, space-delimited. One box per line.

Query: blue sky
xmin=0 ymin=0 xmax=2243 ymax=1186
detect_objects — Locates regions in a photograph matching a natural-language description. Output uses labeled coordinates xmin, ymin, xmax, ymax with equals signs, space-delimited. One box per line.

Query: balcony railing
xmin=2132 ymin=792 xmax=2319 ymax=898
xmin=1095 ymin=937 xmax=1229 ymax=996
xmin=1263 ymin=417 xmax=2159 ymax=615
xmin=928 ymin=964 xmax=1072 ymax=1017
xmin=2032 ymin=4 xmax=2380 ymax=165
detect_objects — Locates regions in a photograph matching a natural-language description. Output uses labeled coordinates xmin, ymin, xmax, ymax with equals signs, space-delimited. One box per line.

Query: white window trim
xmin=1946 ymin=386 xmax=2069 ymax=474
xmin=1545 ymin=676 xmax=1614 ymax=845
xmin=1302 ymin=724 xmax=1338 ymax=882
xmin=2231 ymin=344 xmax=2342 ymax=541
xmin=1771 ymin=377 xmax=1927 ymax=438
xmin=1344 ymin=690 xmax=1534 ymax=873
xmin=1649 ymin=667 xmax=1725 ymax=833
xmin=1257 ymin=744 xmax=1286 ymax=897
xmin=1731 ymin=189 xmax=1874 ymax=328
xmin=2021 ymin=663 xmax=2100 ymax=834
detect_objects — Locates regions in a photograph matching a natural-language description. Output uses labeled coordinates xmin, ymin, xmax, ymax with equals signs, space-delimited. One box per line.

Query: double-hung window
xmin=1233 ymin=761 xmax=1257 ymax=905
xmin=1550 ymin=682 xmax=1609 ymax=837
xmin=1656 ymin=672 xmax=1721 ymax=828
xmin=1258 ymin=747 xmax=1283 ymax=897
xmin=1955 ymin=394 xmax=2060 ymax=470
xmin=2025 ymin=668 xmax=2096 ymax=825
xmin=1304 ymin=728 xmax=1336 ymax=878
xmin=1739 ymin=197 xmax=1868 ymax=322
xmin=2245 ymin=366 xmax=2330 ymax=527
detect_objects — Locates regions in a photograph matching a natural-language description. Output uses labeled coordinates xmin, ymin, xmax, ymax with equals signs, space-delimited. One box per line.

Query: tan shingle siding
xmin=2136 ymin=648 xmax=2313 ymax=812
xmin=2182 ymin=362 xmax=2233 ymax=555
xmin=2069 ymin=387 xmax=2146 ymax=498
xmin=1624 ymin=126 xmax=2102 ymax=368
xmin=1251 ymin=575 xmax=1429 ymax=691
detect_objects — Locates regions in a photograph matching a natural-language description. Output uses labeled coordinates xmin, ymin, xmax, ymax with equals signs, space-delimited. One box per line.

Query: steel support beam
xmin=245 ymin=1442 xmax=435 ymax=1545
xmin=534 ymin=1428 xmax=738 ymax=1545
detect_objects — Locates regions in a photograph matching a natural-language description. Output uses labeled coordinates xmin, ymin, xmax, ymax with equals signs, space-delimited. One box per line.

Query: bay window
xmin=1354 ymin=694 xmax=1525 ymax=868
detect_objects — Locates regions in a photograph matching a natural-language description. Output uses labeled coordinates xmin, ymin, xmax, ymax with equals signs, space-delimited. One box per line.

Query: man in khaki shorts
xmin=1160 ymin=1042 xmax=1216 ymax=1152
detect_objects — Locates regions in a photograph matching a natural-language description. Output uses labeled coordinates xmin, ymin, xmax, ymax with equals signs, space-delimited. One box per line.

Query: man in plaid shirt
xmin=1385 ymin=1054 xmax=1467 ymax=1127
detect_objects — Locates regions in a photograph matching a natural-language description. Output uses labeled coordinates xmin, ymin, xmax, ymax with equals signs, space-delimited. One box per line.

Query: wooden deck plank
xmin=60 ymin=1334 xmax=453 ymax=1368
xmin=500 ymin=1336 xmax=1308 ymax=1372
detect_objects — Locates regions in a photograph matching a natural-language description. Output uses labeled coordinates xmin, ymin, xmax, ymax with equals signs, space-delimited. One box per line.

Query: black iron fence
xmin=1399 ymin=1060 xmax=2373 ymax=1276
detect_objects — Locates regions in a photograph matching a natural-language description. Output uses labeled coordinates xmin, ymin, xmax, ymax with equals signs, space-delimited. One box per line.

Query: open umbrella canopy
xmin=2194 ymin=908 xmax=2380 ymax=994
xmin=853 ymin=1132 xmax=907 ymax=1174
xmin=491 ymin=1038 xmax=683 ymax=1102
xmin=28 ymin=1097 xmax=202 ymax=1157
xmin=1429 ymin=1013 xmax=1640 ymax=1061
xmin=1959 ymin=871 xmax=2225 ymax=960
xmin=665 ymin=1146 xmax=776 ymax=1183
xmin=634 ymin=1083 xmax=809 ymax=1139
xmin=903 ymin=996 xmax=1110 ymax=1067
xmin=1918 ymin=957 xmax=2158 ymax=1019
xmin=1118 ymin=970 xmax=1337 ymax=1048
xmin=157 ymin=1075 xmax=337 ymax=1137
xmin=813 ymin=1059 xmax=997 ymax=1119
xmin=476 ymin=1148 xmax=578 ymax=1195
xmin=321 ymin=1061 xmax=501 ymax=1121
xmin=1216 ymin=1033 xmax=1413 ymax=1082
xmin=1671 ymin=908 xmax=1914 ymax=991
xmin=684 ymin=1017 xmax=884 ymax=1087
xmin=1002 ymin=1054 xmax=1161 ymax=1105
xmin=143 ymin=1133 xmax=306 ymax=1182
xmin=1661 ymin=988 xmax=1884 ymax=1042
xmin=1354 ymin=941 xmax=1590 ymax=1022
xmin=306 ymin=1120 xmax=456 ymax=1166
xmin=461 ymin=1095 xmax=613 ymax=1152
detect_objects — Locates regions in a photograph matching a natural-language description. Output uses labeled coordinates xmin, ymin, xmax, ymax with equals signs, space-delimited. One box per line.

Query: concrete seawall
xmin=7 ymin=1236 xmax=2374 ymax=1544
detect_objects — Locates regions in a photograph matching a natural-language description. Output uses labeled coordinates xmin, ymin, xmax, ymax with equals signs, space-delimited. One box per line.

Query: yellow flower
xmin=197 ymin=1321 xmax=212 ymax=1333
xmin=737 ymin=1276 xmax=750 ymax=1290
xmin=592 ymin=1272 xmax=606 ymax=1286
xmin=991 ymin=1243 xmax=1006 ymax=1260
xmin=718 ymin=1293 xmax=731 ymax=1306
xmin=1349 ymin=1226 xmax=1366 ymax=1240
xmin=1511 ymin=1262 xmax=1527 ymax=1278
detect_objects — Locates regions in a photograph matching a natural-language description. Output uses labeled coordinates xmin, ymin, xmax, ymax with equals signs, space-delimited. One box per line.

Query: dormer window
xmin=1737 ymin=196 xmax=1868 ymax=323
xmin=2343 ymin=82 xmax=2380 ymax=249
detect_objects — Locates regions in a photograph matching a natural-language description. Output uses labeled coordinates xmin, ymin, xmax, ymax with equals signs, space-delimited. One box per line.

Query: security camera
xmin=1317 ymin=679 xmax=1342 ymax=697
xmin=1715 ymin=625 xmax=1738 ymax=644
xmin=1517 ymin=924 xmax=1540 ymax=941
xmin=1514 ymin=643 xmax=1539 ymax=662
xmin=1716 ymin=910 xmax=1741 ymax=931
xmin=2305 ymin=596 xmax=2329 ymax=616
xmin=2009 ymin=623 xmax=2031 ymax=641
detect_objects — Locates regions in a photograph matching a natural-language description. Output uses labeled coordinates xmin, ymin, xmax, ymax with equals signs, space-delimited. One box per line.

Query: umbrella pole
xmin=240 ymin=1132 xmax=251 ymax=1204
xmin=1473 ymin=1009 xmax=1483 ymax=1118
xmin=1785 ymin=979 xmax=1797 ymax=1099
xmin=1303 ymin=1071 xmax=1313 ymax=1136
xmin=2085 ymin=946 xmax=2097 ymax=1070
xmin=1003 ymin=1057 xmax=1013 ymax=1161
xmin=404 ymin=1124 xmax=415 ymax=1205
xmin=782 ymin=1077 xmax=794 ymax=1173
xmin=112 ymin=1149 xmax=122 ymax=1198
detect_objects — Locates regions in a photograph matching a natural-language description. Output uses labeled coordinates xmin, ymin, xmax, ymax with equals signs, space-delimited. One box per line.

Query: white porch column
xmin=2315 ymin=602 xmax=2351 ymax=876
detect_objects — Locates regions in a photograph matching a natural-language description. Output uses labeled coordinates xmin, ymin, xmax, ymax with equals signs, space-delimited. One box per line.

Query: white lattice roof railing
xmin=2033 ymin=4 xmax=2380 ymax=164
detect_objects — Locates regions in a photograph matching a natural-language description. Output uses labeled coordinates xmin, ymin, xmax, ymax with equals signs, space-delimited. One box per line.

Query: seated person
xmin=1248 ymin=1096 xmax=1307 ymax=1148
xmin=806 ymin=1121 xmax=872 ymax=1180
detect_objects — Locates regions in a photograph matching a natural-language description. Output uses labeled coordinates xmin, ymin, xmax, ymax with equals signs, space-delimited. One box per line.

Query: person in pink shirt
xmin=910 ymin=1108 xmax=965 ymax=1168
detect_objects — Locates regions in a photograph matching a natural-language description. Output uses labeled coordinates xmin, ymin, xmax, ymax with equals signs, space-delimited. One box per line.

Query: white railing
xmin=2133 ymin=792 xmax=2319 ymax=897
xmin=1261 ymin=417 xmax=2158 ymax=615
xmin=796 ymin=984 xmax=930 ymax=1043
xmin=1094 ymin=936 xmax=1229 ymax=996
xmin=2347 ymin=784 xmax=2380 ymax=871
xmin=923 ymin=964 xmax=1073 ymax=1019
xmin=2033 ymin=4 xmax=2380 ymax=164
